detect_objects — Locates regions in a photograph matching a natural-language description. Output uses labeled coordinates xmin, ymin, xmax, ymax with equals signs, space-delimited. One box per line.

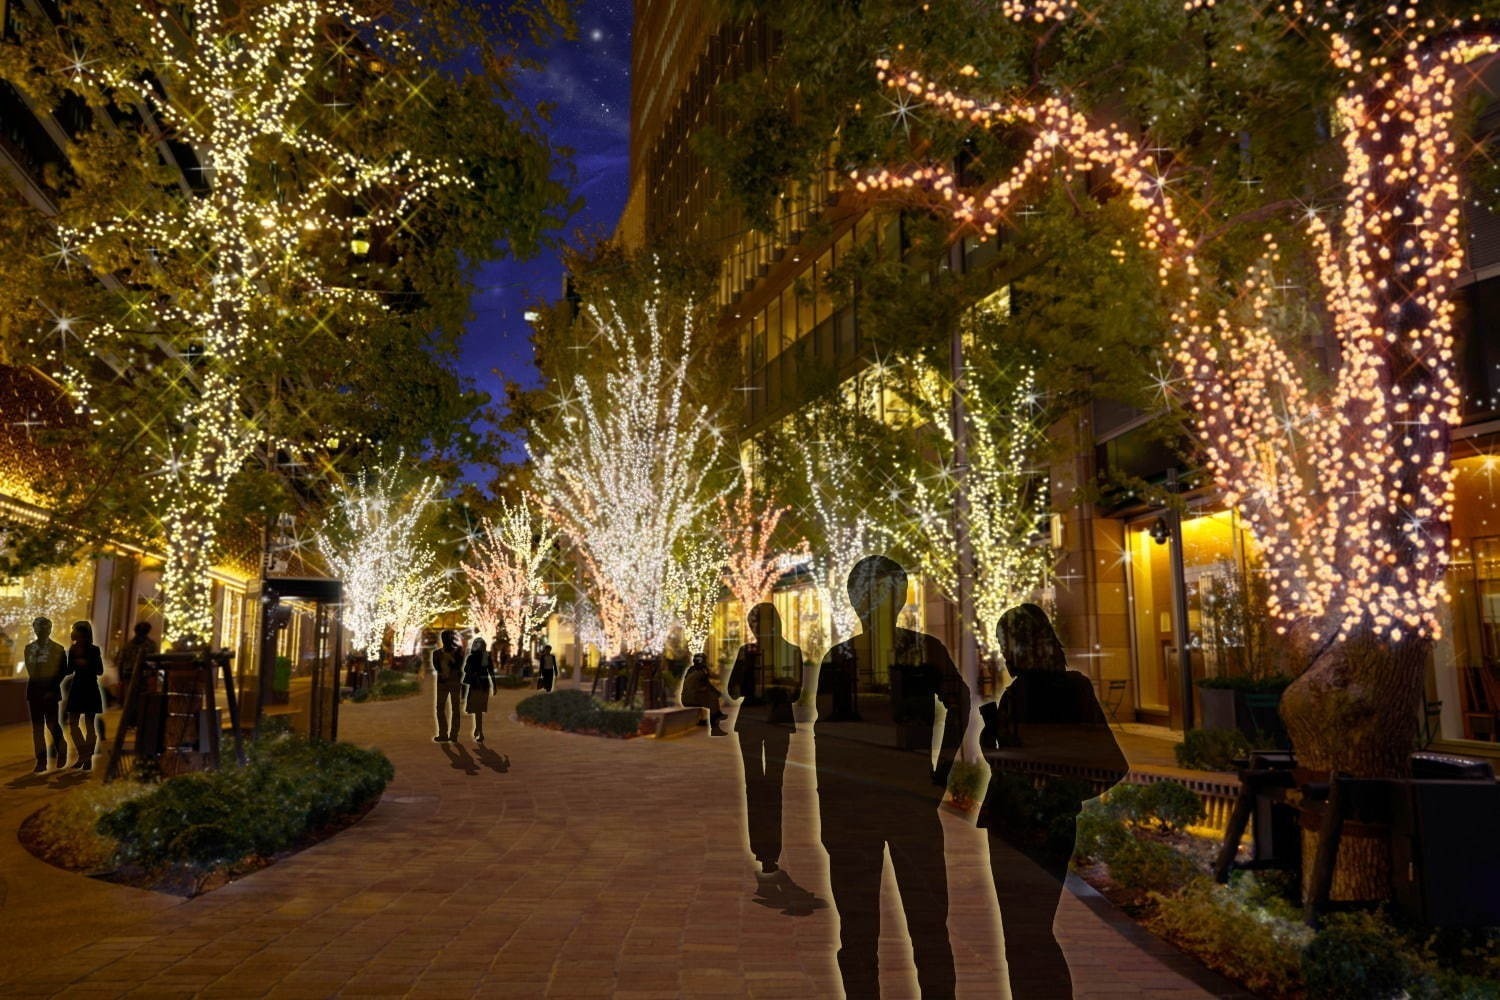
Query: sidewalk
xmin=0 ymin=685 xmax=1244 ymax=998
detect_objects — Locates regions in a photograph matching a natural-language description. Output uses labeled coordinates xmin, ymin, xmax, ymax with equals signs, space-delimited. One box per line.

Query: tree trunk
xmin=1279 ymin=630 xmax=1428 ymax=902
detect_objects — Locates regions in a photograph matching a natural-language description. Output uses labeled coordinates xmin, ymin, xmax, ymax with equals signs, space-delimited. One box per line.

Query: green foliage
xmin=495 ymin=675 xmax=534 ymax=689
xmin=1175 ymin=728 xmax=1251 ymax=772
xmin=350 ymin=669 xmax=421 ymax=703
xmin=1095 ymin=780 xmax=1204 ymax=832
xmin=98 ymin=735 xmax=393 ymax=870
xmin=944 ymin=760 xmax=989 ymax=806
xmin=1302 ymin=912 xmax=1416 ymax=1000
xmin=26 ymin=780 xmax=152 ymax=872
xmin=1148 ymin=878 xmax=1312 ymax=998
xmin=515 ymin=688 xmax=642 ymax=738
xmin=1073 ymin=804 xmax=1131 ymax=865
xmin=1107 ymin=834 xmax=1201 ymax=895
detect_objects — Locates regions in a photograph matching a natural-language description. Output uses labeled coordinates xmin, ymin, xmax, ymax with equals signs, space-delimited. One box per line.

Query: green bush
xmin=1149 ymin=877 xmax=1312 ymax=997
xmin=1176 ymin=727 xmax=1252 ymax=771
xmin=495 ymin=675 xmax=533 ymax=689
xmin=351 ymin=669 xmax=420 ymax=703
xmin=1108 ymin=834 xmax=1201 ymax=895
xmin=515 ymin=688 xmax=642 ymax=737
xmin=27 ymin=781 xmax=152 ymax=871
xmin=1302 ymin=912 xmax=1414 ymax=1000
xmin=1073 ymin=804 xmax=1131 ymax=865
xmin=1137 ymin=780 xmax=1206 ymax=833
xmin=98 ymin=735 xmax=393 ymax=870
xmin=945 ymin=760 xmax=988 ymax=807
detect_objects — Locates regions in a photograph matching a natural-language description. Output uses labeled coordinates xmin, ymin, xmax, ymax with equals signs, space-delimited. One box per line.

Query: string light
xmin=38 ymin=0 xmax=466 ymax=641
xmin=664 ymin=531 xmax=728 ymax=656
xmin=530 ymin=292 xmax=733 ymax=657
xmin=462 ymin=498 xmax=558 ymax=655
xmin=854 ymin=10 xmax=1498 ymax=646
xmin=314 ymin=459 xmax=446 ymax=659
xmin=906 ymin=365 xmax=1052 ymax=650
xmin=717 ymin=482 xmax=808 ymax=624
xmin=0 ymin=561 xmax=92 ymax=643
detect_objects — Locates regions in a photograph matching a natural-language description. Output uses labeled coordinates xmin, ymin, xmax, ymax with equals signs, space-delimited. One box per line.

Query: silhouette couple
xmin=727 ymin=555 xmax=1126 ymax=999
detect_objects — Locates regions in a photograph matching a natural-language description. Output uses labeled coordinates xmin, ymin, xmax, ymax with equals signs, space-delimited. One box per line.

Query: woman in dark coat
xmin=462 ymin=637 xmax=496 ymax=745
xmin=979 ymin=603 xmax=1128 ymax=999
xmin=63 ymin=620 xmax=105 ymax=770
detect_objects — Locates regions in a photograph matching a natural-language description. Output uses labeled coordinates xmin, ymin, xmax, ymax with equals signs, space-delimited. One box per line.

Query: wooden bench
xmin=640 ymin=706 xmax=705 ymax=739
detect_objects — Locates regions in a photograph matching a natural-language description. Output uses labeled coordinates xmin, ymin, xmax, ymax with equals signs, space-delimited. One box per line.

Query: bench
xmin=640 ymin=706 xmax=706 ymax=739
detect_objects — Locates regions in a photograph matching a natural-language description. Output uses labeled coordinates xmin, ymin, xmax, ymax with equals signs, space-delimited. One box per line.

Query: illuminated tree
xmin=666 ymin=530 xmax=728 ymax=657
xmin=531 ymin=295 xmax=734 ymax=657
xmin=0 ymin=0 xmax=571 ymax=643
xmin=854 ymin=0 xmax=1500 ymax=897
xmin=315 ymin=460 xmax=444 ymax=661
xmin=718 ymin=483 xmax=807 ymax=625
xmin=462 ymin=498 xmax=558 ymax=658
xmin=905 ymin=362 xmax=1053 ymax=652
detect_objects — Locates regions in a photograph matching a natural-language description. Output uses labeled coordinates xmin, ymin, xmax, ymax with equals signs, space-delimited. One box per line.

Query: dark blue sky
xmin=460 ymin=0 xmax=632 ymax=477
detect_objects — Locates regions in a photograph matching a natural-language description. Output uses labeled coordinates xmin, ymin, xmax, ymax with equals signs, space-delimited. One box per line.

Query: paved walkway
xmin=0 ymin=685 xmax=1245 ymax=998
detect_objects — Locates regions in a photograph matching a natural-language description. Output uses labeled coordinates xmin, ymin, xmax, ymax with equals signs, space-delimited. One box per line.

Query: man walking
xmin=24 ymin=617 xmax=67 ymax=772
xmin=432 ymin=630 xmax=463 ymax=742
xmin=814 ymin=555 xmax=969 ymax=999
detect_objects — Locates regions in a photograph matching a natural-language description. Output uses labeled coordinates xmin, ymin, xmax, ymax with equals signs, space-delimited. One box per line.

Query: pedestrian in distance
xmin=113 ymin=621 xmax=157 ymax=727
xmin=463 ymin=636 xmax=496 ymax=744
xmin=432 ymin=629 xmax=464 ymax=742
xmin=536 ymin=642 xmax=558 ymax=692
xmin=63 ymin=620 xmax=105 ymax=771
xmin=23 ymin=617 xmax=67 ymax=773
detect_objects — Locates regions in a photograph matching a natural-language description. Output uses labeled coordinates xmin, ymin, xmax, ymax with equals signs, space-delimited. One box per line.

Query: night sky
xmin=459 ymin=0 xmax=632 ymax=477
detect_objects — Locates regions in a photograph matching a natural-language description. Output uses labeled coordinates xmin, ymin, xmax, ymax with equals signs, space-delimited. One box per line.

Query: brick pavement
xmin=0 ymin=684 xmax=1244 ymax=998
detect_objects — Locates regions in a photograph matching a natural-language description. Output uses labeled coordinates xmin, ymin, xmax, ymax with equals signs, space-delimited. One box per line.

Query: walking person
xmin=23 ymin=617 xmax=67 ymax=773
xmin=727 ymin=603 xmax=805 ymax=897
xmin=979 ymin=603 xmax=1127 ymax=999
xmin=432 ymin=629 xmax=463 ymax=742
xmin=813 ymin=555 xmax=969 ymax=1000
xmin=63 ymin=620 xmax=105 ymax=771
xmin=536 ymin=643 xmax=558 ymax=692
xmin=113 ymin=621 xmax=157 ymax=725
xmin=463 ymin=636 xmax=496 ymax=744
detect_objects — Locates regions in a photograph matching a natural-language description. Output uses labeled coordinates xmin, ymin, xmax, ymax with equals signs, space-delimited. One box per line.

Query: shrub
xmin=1176 ymin=727 xmax=1252 ymax=771
xmin=351 ymin=669 xmax=421 ymax=703
xmin=515 ymin=688 xmax=642 ymax=737
xmin=945 ymin=761 xmax=988 ymax=809
xmin=1301 ymin=912 xmax=1414 ymax=1000
xmin=1108 ymin=834 xmax=1201 ymax=895
xmin=1073 ymin=804 xmax=1131 ymax=865
xmin=26 ymin=781 xmax=152 ymax=871
xmin=99 ymin=735 xmax=393 ymax=870
xmin=495 ymin=675 xmax=533 ymax=689
xmin=1137 ymin=780 xmax=1206 ymax=833
xmin=1197 ymin=674 xmax=1293 ymax=693
xmin=1149 ymin=878 xmax=1312 ymax=998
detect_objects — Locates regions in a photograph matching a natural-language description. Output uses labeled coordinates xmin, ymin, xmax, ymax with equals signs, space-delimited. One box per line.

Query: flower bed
xmin=1074 ymin=782 xmax=1500 ymax=999
xmin=21 ymin=735 xmax=393 ymax=896
xmin=514 ymin=688 xmax=642 ymax=738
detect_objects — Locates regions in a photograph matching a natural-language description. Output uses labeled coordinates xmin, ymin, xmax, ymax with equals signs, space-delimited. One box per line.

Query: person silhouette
xmin=62 ymin=620 xmax=105 ymax=771
xmin=431 ymin=630 xmax=463 ymax=743
xmin=23 ymin=617 xmax=67 ymax=773
xmin=537 ymin=643 xmax=558 ymax=692
xmin=113 ymin=621 xmax=157 ymax=724
xmin=727 ymin=603 xmax=805 ymax=896
xmin=979 ymin=603 xmax=1128 ymax=999
xmin=462 ymin=636 xmax=496 ymax=745
xmin=814 ymin=555 xmax=969 ymax=999
xmin=679 ymin=652 xmax=725 ymax=735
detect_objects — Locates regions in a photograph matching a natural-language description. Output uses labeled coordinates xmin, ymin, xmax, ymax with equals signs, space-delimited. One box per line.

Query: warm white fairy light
xmin=665 ymin=532 xmax=728 ymax=656
xmin=315 ymin=459 xmax=445 ymax=659
xmin=462 ymin=498 xmax=558 ymax=655
xmin=854 ymin=9 xmax=1499 ymax=646
xmin=38 ymin=0 xmax=465 ymax=641
xmin=793 ymin=403 xmax=891 ymax=649
xmin=718 ymin=482 xmax=808 ymax=622
xmin=907 ymin=365 xmax=1052 ymax=650
xmin=530 ymin=293 xmax=733 ymax=656
xmin=0 ymin=560 xmax=92 ymax=643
